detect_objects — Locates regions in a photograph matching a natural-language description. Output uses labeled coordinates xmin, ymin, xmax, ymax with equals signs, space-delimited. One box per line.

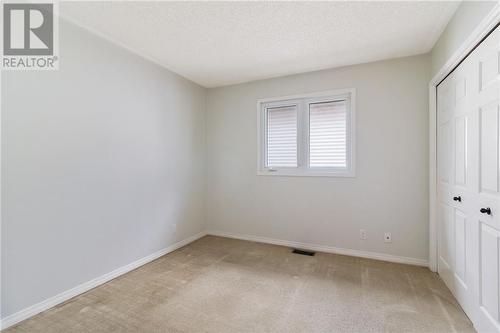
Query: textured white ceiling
xmin=60 ymin=1 xmax=460 ymax=88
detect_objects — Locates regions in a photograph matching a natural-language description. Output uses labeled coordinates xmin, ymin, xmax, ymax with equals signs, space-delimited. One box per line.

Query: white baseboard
xmin=207 ymin=230 xmax=429 ymax=267
xmin=0 ymin=231 xmax=206 ymax=331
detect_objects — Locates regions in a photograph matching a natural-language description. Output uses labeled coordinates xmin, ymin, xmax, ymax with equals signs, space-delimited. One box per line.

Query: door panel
xmin=479 ymin=50 xmax=500 ymax=92
xmin=479 ymin=223 xmax=500 ymax=328
xmin=439 ymin=203 xmax=454 ymax=270
xmin=438 ymin=79 xmax=455 ymax=125
xmin=439 ymin=122 xmax=452 ymax=185
xmin=479 ymin=103 xmax=499 ymax=194
xmin=455 ymin=116 xmax=467 ymax=187
xmin=456 ymin=77 xmax=467 ymax=103
xmin=455 ymin=209 xmax=467 ymax=284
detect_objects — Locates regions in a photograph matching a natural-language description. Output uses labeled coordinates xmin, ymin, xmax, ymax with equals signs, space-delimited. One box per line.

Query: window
xmin=267 ymin=105 xmax=298 ymax=168
xmin=309 ymin=100 xmax=347 ymax=168
xmin=257 ymin=89 xmax=355 ymax=177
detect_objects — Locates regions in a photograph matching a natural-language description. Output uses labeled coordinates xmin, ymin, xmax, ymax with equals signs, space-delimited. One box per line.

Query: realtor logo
xmin=1 ymin=1 xmax=59 ymax=70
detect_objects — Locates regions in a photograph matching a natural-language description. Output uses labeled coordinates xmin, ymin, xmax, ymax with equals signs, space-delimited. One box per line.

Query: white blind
xmin=309 ymin=100 xmax=347 ymax=168
xmin=266 ymin=105 xmax=297 ymax=167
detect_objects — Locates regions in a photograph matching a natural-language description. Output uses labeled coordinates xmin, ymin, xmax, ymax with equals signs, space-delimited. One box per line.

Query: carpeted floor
xmin=5 ymin=236 xmax=474 ymax=333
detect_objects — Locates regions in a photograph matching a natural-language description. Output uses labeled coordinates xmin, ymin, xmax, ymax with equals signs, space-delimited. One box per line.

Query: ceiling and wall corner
xmin=430 ymin=0 xmax=498 ymax=76
xmin=60 ymin=1 xmax=460 ymax=88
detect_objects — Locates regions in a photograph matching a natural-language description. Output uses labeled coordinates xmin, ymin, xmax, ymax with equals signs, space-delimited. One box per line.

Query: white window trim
xmin=256 ymin=88 xmax=356 ymax=177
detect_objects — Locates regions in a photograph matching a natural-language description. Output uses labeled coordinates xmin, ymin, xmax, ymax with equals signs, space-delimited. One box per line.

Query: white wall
xmin=431 ymin=1 xmax=497 ymax=76
xmin=206 ymin=55 xmax=430 ymax=262
xmin=1 ymin=19 xmax=206 ymax=318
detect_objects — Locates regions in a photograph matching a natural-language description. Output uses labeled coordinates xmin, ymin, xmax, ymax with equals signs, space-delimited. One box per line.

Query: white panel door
xmin=472 ymin=25 xmax=500 ymax=333
xmin=437 ymin=74 xmax=454 ymax=287
xmin=437 ymin=56 xmax=476 ymax=319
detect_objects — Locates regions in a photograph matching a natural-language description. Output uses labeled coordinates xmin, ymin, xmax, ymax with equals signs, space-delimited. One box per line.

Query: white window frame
xmin=257 ymin=88 xmax=356 ymax=177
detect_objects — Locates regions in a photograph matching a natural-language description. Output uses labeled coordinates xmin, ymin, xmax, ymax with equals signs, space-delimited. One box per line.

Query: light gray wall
xmin=206 ymin=55 xmax=431 ymax=261
xmin=431 ymin=1 xmax=496 ymax=76
xmin=1 ymin=20 xmax=206 ymax=318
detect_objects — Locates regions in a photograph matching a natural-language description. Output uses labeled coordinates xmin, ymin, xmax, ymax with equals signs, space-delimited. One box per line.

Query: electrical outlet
xmin=384 ymin=232 xmax=392 ymax=243
xmin=360 ymin=229 xmax=367 ymax=240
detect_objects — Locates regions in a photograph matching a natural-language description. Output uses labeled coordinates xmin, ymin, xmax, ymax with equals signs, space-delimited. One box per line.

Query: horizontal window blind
xmin=266 ymin=105 xmax=297 ymax=167
xmin=309 ymin=100 xmax=347 ymax=168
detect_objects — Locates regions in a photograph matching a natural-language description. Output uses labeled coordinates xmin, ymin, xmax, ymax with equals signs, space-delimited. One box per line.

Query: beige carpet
xmin=5 ymin=236 xmax=474 ymax=333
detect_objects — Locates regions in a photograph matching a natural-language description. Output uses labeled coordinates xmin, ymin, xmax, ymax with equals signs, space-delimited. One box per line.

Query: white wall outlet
xmin=360 ymin=229 xmax=367 ymax=240
xmin=384 ymin=232 xmax=392 ymax=243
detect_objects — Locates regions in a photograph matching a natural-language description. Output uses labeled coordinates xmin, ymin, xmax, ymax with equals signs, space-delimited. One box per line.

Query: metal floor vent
xmin=292 ymin=249 xmax=315 ymax=256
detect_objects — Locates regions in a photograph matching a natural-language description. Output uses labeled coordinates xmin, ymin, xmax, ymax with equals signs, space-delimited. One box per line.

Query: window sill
xmin=256 ymin=169 xmax=356 ymax=178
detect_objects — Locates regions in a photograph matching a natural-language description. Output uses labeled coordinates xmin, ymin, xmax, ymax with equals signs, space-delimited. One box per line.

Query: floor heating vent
xmin=292 ymin=249 xmax=315 ymax=256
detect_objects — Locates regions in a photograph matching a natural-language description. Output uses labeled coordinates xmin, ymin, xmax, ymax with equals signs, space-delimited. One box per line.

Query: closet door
xmin=471 ymin=25 xmax=500 ymax=333
xmin=437 ymin=55 xmax=476 ymax=319
xmin=437 ymin=72 xmax=455 ymax=287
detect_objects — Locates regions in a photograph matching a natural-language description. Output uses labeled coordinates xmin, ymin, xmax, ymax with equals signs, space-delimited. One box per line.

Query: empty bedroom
xmin=1 ymin=1 xmax=500 ymax=332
